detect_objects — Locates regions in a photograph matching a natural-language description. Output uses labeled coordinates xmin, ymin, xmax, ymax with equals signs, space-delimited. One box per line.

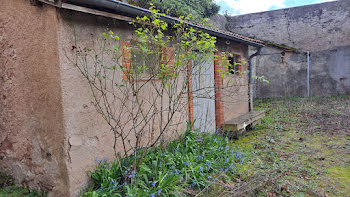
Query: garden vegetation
xmin=137 ymin=0 xmax=220 ymax=23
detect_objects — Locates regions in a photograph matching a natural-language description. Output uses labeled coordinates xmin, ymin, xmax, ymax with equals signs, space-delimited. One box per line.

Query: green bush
xmin=83 ymin=130 xmax=247 ymax=197
xmin=138 ymin=0 xmax=220 ymax=23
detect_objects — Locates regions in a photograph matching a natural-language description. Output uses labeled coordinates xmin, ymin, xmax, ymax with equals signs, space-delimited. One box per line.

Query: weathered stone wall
xmin=253 ymin=47 xmax=308 ymax=97
xmin=56 ymin=10 xmax=128 ymax=196
xmin=213 ymin=0 xmax=350 ymax=97
xmin=56 ymin=10 xmax=190 ymax=195
xmin=0 ymin=0 xmax=69 ymax=196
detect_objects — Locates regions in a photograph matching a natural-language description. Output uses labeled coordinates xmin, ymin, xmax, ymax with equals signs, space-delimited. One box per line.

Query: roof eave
xmin=65 ymin=0 xmax=264 ymax=48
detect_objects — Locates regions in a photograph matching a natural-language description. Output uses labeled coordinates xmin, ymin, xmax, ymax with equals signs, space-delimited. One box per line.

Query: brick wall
xmin=121 ymin=40 xmax=132 ymax=80
xmin=214 ymin=52 xmax=224 ymax=128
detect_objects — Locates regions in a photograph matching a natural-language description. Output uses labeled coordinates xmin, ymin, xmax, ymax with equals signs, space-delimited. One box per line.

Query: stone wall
xmin=57 ymin=9 xmax=190 ymax=195
xmin=213 ymin=0 xmax=350 ymax=97
xmin=57 ymin=10 xmax=131 ymax=196
xmin=0 ymin=1 xmax=69 ymax=196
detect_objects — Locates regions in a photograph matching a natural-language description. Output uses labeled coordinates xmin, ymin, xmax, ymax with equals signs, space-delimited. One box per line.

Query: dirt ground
xmin=204 ymin=95 xmax=350 ymax=197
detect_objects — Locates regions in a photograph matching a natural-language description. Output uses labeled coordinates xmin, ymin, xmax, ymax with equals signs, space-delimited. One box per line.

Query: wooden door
xmin=192 ymin=53 xmax=216 ymax=133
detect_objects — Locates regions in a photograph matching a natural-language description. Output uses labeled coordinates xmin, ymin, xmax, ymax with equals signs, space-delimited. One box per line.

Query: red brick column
xmin=163 ymin=47 xmax=174 ymax=65
xmin=121 ymin=41 xmax=131 ymax=80
xmin=162 ymin=47 xmax=175 ymax=76
xmin=187 ymin=60 xmax=194 ymax=124
xmin=214 ymin=52 xmax=224 ymax=128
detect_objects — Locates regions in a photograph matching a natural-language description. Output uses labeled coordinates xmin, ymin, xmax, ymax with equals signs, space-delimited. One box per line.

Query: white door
xmin=192 ymin=53 xmax=216 ymax=133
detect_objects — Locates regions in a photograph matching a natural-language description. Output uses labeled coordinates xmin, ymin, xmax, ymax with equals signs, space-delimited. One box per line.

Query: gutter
xmin=65 ymin=0 xmax=264 ymax=48
xmin=248 ymin=47 xmax=263 ymax=111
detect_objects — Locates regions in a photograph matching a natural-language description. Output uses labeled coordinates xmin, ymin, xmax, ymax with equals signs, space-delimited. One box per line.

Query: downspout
xmin=248 ymin=47 xmax=263 ymax=112
xmin=307 ymin=51 xmax=310 ymax=97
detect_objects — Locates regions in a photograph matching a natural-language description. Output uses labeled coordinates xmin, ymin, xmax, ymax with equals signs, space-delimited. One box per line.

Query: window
xmin=121 ymin=40 xmax=174 ymax=81
xmin=131 ymin=46 xmax=160 ymax=79
xmin=228 ymin=55 xmax=238 ymax=75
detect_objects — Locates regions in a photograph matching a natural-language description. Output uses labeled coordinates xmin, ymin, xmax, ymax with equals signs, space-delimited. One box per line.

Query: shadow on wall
xmin=254 ymin=47 xmax=308 ymax=98
xmin=254 ymin=45 xmax=350 ymax=98
xmin=328 ymin=46 xmax=350 ymax=94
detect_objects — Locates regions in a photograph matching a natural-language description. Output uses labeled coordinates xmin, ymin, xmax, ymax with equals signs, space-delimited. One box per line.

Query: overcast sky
xmin=215 ymin=0 xmax=335 ymax=16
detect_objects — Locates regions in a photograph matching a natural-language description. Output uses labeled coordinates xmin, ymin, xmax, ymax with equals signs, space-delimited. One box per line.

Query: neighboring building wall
xmin=0 ymin=0 xmax=69 ymax=196
xmin=253 ymin=47 xmax=308 ymax=97
xmin=213 ymin=0 xmax=350 ymax=97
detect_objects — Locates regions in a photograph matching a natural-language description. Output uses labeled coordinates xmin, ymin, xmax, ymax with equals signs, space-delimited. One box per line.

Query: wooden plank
xmin=37 ymin=0 xmax=62 ymax=7
xmin=61 ymin=3 xmax=135 ymax=22
xmin=223 ymin=110 xmax=265 ymax=132
xmin=225 ymin=111 xmax=264 ymax=125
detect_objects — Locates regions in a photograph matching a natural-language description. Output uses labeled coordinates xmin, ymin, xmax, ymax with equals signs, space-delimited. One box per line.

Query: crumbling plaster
xmin=0 ymin=0 xmax=69 ymax=196
xmin=56 ymin=9 xmax=138 ymax=196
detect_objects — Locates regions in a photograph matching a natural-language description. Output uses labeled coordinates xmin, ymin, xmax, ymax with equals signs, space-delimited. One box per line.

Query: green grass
xmin=200 ymin=95 xmax=350 ymax=196
xmin=0 ymin=173 xmax=45 ymax=197
xmin=4 ymin=95 xmax=348 ymax=196
xmin=245 ymin=95 xmax=350 ymax=196
xmin=0 ymin=186 xmax=40 ymax=197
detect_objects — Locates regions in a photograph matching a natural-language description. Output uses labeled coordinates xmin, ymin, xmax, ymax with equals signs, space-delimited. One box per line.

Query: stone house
xmin=0 ymin=0 xmax=264 ymax=196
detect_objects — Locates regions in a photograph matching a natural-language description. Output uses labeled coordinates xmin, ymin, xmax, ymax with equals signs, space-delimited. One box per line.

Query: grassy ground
xmin=0 ymin=173 xmax=45 ymax=197
xmin=203 ymin=95 xmax=350 ymax=197
xmin=1 ymin=95 xmax=349 ymax=196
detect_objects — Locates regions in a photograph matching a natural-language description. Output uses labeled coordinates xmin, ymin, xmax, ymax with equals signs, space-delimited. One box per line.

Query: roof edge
xmin=38 ymin=0 xmax=264 ymax=48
